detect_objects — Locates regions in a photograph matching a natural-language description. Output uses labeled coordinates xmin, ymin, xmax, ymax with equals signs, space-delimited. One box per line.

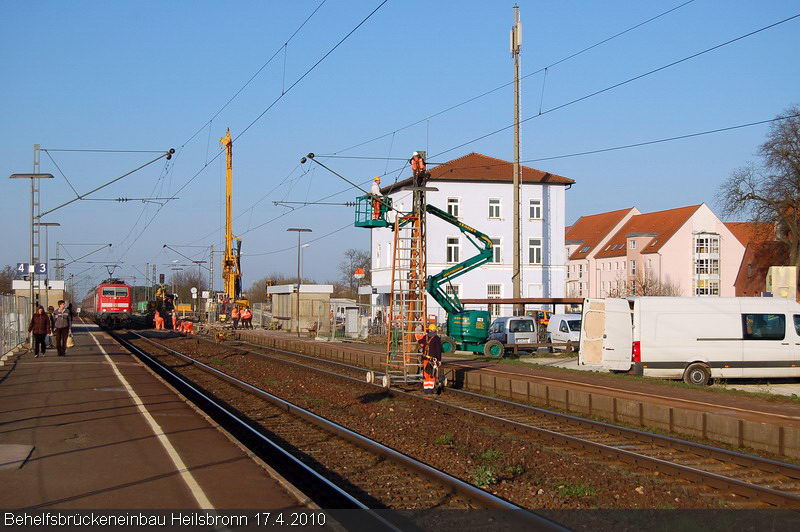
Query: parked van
xmin=579 ymin=297 xmax=800 ymax=385
xmin=546 ymin=314 xmax=582 ymax=350
xmin=488 ymin=316 xmax=539 ymax=353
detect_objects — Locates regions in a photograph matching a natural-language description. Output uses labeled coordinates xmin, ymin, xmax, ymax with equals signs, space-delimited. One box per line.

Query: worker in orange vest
xmin=171 ymin=310 xmax=178 ymax=331
xmin=410 ymin=151 xmax=427 ymax=186
xmin=231 ymin=304 xmax=240 ymax=330
xmin=154 ymin=311 xmax=165 ymax=330
xmin=370 ymin=176 xmax=383 ymax=219
xmin=241 ymin=306 xmax=252 ymax=329
xmin=418 ymin=323 xmax=443 ymax=395
xmin=185 ymin=320 xmax=194 ymax=335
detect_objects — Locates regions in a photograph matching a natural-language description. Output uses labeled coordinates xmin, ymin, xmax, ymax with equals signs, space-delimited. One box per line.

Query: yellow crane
xmin=219 ymin=128 xmax=247 ymax=308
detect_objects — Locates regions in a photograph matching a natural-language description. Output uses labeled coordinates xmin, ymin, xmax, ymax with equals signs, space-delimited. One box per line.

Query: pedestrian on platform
xmin=231 ymin=304 xmax=240 ymax=330
xmin=28 ymin=305 xmax=51 ymax=358
xmin=53 ymin=300 xmax=72 ymax=356
xmin=46 ymin=306 xmax=55 ymax=348
xmin=370 ymin=176 xmax=383 ymax=219
xmin=418 ymin=323 xmax=443 ymax=394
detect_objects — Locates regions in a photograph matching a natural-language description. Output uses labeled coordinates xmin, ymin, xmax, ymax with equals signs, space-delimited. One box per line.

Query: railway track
xmin=180 ymin=332 xmax=800 ymax=508
xmin=114 ymin=330 xmax=560 ymax=530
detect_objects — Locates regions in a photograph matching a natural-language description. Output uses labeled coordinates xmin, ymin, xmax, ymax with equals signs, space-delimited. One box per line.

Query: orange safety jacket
xmin=411 ymin=156 xmax=426 ymax=172
xmin=231 ymin=308 xmax=240 ymax=319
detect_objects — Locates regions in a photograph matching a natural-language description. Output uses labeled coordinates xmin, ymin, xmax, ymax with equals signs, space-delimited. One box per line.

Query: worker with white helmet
xmin=410 ymin=151 xmax=427 ymax=187
xmin=371 ymin=176 xmax=382 ymax=219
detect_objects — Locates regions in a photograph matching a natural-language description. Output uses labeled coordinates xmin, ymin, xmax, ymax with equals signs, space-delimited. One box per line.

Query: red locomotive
xmin=91 ymin=279 xmax=132 ymax=328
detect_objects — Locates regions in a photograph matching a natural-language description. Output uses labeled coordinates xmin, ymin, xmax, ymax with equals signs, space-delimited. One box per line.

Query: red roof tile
xmin=594 ymin=205 xmax=702 ymax=259
xmin=565 ymin=208 xmax=636 ymax=260
xmin=382 ymin=152 xmax=573 ymax=193
xmin=724 ymin=222 xmax=775 ymax=247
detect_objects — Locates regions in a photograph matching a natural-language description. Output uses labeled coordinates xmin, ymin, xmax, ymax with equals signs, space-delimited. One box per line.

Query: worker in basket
xmin=418 ymin=323 xmax=443 ymax=395
xmin=370 ymin=176 xmax=383 ymax=219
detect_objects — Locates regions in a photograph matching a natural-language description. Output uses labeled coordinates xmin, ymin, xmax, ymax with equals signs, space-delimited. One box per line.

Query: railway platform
xmin=0 ymin=321 xmax=306 ymax=510
xmin=229 ymin=328 xmax=800 ymax=459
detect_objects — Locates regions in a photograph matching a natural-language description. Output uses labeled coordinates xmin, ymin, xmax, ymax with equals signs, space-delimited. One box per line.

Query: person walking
xmin=28 ymin=305 xmax=51 ymax=358
xmin=46 ymin=306 xmax=55 ymax=348
xmin=231 ymin=304 xmax=240 ymax=330
xmin=53 ymin=300 xmax=72 ymax=357
xmin=418 ymin=324 xmax=443 ymax=394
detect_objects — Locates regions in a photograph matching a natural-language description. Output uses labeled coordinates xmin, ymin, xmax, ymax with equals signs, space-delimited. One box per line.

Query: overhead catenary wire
xmin=329 ymin=0 xmax=697 ymax=155
xmin=179 ymin=0 xmax=328 ymax=150
xmin=428 ymin=11 xmax=800 ymax=160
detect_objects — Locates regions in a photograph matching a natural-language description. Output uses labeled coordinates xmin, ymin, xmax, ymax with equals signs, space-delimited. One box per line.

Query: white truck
xmin=578 ymin=297 xmax=800 ymax=385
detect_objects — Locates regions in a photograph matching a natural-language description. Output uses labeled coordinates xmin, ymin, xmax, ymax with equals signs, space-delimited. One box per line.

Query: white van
xmin=546 ymin=314 xmax=582 ymax=349
xmin=579 ymin=297 xmax=800 ymax=385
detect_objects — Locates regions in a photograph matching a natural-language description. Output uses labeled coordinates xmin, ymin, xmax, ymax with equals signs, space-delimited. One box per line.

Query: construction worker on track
xmin=171 ymin=310 xmax=178 ymax=331
xmin=370 ymin=176 xmax=383 ymax=219
xmin=154 ymin=311 xmax=165 ymax=330
xmin=418 ymin=323 xmax=443 ymax=395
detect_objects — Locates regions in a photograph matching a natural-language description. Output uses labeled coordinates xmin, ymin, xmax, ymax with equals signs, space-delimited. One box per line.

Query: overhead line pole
xmin=511 ymin=5 xmax=523 ymax=315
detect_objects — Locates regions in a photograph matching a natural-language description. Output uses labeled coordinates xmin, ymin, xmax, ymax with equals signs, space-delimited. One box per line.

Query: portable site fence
xmin=1 ymin=294 xmax=30 ymax=355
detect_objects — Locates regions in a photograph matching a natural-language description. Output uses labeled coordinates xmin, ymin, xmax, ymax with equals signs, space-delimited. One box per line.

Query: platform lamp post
xmin=287 ymin=228 xmax=312 ymax=337
xmin=34 ymin=222 xmax=60 ymax=311
xmin=9 ymin=173 xmax=54 ymax=315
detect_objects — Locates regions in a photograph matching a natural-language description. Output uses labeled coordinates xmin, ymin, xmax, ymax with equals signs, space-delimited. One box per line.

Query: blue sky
xmin=2 ymin=1 xmax=798 ymax=297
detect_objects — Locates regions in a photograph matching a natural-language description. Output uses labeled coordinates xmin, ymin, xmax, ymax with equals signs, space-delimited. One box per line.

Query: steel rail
xmin=193 ymin=333 xmax=800 ymax=507
xmin=128 ymin=331 xmax=562 ymax=528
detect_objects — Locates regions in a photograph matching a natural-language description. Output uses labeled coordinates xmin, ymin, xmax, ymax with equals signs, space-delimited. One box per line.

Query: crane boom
xmin=424 ymin=204 xmax=493 ymax=315
xmin=219 ymin=128 xmax=242 ymax=300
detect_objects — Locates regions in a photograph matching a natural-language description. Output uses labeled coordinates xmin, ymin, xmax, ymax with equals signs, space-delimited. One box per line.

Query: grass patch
xmin=434 ymin=433 xmax=454 ymax=446
xmin=208 ymin=357 xmax=230 ymax=368
xmin=505 ymin=465 xmax=524 ymax=476
xmin=302 ymin=395 xmax=328 ymax=406
xmin=479 ymin=449 xmax=503 ymax=461
xmin=557 ymin=483 xmax=597 ymax=498
xmin=480 ymin=426 xmax=499 ymax=436
xmin=471 ymin=465 xmax=497 ymax=487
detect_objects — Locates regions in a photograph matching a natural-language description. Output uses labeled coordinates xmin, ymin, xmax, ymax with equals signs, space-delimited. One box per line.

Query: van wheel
xmin=683 ymin=363 xmax=711 ymax=386
xmin=547 ymin=334 xmax=554 ymax=353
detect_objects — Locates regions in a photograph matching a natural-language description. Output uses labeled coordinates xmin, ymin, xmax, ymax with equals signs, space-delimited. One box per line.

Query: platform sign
xmin=190 ymin=287 xmax=198 ymax=294
xmin=16 ymin=263 xmax=46 ymax=275
xmin=201 ymin=291 xmax=210 ymax=299
xmin=191 ymin=293 xmax=197 ymax=299
xmin=353 ymin=267 xmax=366 ymax=280
xmin=175 ymin=304 xmax=192 ymax=311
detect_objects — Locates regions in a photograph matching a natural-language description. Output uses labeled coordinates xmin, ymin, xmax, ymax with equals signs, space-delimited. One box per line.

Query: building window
xmin=446 ymin=237 xmax=460 ymax=263
xmin=445 ymin=284 xmax=460 ymax=298
xmin=447 ymin=197 xmax=460 ymax=218
xmin=695 ymin=279 xmax=721 ymax=296
xmin=581 ymin=246 xmax=591 ymax=253
xmin=629 ymin=280 xmax=637 ymax=296
xmin=629 ymin=240 xmax=636 ymax=249
xmin=488 ymin=198 xmax=501 ymax=219
xmin=528 ymin=239 xmax=542 ymax=264
xmin=529 ymin=199 xmax=542 ymax=219
xmin=487 ymin=284 xmax=501 ymax=315
xmin=489 ymin=238 xmax=502 ymax=263
xmin=695 ymin=235 xmax=720 ymax=254
xmin=695 ymin=258 xmax=720 ymax=275
xmin=630 ymin=260 xmax=636 ymax=275
xmin=578 ymin=283 xmax=583 ymax=297
xmin=578 ymin=264 xmax=583 ymax=277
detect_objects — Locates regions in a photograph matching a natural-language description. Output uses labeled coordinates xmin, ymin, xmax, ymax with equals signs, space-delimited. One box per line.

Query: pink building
xmin=565 ymin=204 xmax=746 ymax=297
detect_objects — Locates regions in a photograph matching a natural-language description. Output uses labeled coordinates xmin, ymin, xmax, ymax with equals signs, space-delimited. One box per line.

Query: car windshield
xmin=509 ymin=320 xmax=534 ymax=332
xmin=568 ymin=320 xmax=582 ymax=331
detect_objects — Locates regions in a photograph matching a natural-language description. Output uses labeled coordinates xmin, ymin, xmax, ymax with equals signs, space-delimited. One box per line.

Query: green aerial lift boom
xmin=423 ymin=205 xmax=503 ymax=357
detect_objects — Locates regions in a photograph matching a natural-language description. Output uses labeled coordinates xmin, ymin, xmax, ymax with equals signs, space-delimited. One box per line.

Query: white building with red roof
xmin=565 ymin=204 xmax=746 ymax=298
xmin=369 ymin=152 xmax=574 ymax=318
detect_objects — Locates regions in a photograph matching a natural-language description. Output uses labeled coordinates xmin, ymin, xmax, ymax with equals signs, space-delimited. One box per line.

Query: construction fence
xmin=1 ymin=294 xmax=30 ymax=355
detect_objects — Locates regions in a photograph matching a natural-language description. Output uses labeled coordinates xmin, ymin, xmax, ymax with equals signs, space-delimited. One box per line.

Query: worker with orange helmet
xmin=418 ymin=323 xmax=443 ymax=394
xmin=370 ymin=176 xmax=383 ymax=219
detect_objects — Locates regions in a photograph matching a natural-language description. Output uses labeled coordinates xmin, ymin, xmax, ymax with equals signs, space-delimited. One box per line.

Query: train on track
xmin=82 ymin=279 xmax=134 ymax=329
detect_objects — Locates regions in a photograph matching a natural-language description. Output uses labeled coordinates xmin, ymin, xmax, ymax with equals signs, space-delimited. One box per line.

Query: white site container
xmin=579 ymin=297 xmax=800 ymax=385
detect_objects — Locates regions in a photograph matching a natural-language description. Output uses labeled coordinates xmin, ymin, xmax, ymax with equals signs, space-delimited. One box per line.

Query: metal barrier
xmin=1 ymin=294 xmax=30 ymax=355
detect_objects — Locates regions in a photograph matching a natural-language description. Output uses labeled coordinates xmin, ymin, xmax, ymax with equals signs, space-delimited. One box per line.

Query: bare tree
xmin=338 ymin=248 xmax=370 ymax=298
xmin=719 ymin=105 xmax=800 ymax=265
xmin=606 ymin=267 xmax=681 ymax=297
xmin=0 ymin=265 xmax=15 ymax=294
xmin=246 ymin=273 xmax=305 ymax=303
xmin=168 ymin=269 xmax=207 ymax=303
